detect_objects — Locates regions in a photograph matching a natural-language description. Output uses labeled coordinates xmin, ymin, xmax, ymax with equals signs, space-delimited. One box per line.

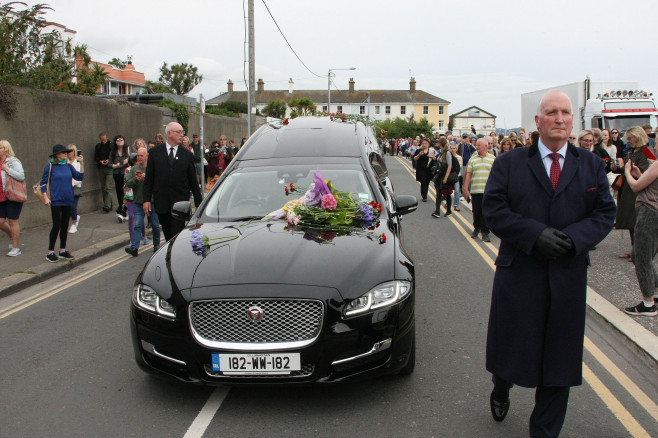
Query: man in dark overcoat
xmin=482 ymin=91 xmax=616 ymax=437
xmin=143 ymin=122 xmax=202 ymax=241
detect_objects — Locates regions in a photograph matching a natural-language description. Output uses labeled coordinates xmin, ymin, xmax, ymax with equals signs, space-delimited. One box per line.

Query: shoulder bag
xmin=4 ymin=159 xmax=27 ymax=202
xmin=33 ymin=163 xmax=52 ymax=205
xmin=611 ymin=174 xmax=624 ymax=190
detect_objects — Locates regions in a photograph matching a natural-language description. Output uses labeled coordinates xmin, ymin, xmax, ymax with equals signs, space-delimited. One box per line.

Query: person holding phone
xmin=624 ymin=149 xmax=658 ymax=315
xmin=124 ymin=147 xmax=160 ymax=256
xmin=66 ymin=144 xmax=82 ymax=234
xmin=614 ymin=126 xmax=651 ymax=260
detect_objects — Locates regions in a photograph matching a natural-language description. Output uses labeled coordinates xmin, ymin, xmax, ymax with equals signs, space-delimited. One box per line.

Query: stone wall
xmin=0 ymin=86 xmax=263 ymax=229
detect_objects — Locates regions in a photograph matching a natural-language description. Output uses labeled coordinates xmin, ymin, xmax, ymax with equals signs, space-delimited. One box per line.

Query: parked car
xmin=131 ymin=116 xmax=417 ymax=384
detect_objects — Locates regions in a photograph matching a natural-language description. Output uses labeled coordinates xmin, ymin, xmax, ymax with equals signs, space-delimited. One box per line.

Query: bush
xmin=159 ymin=98 xmax=189 ymax=133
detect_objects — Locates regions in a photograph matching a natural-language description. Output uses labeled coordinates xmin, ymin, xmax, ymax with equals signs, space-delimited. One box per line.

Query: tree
xmin=376 ymin=115 xmax=434 ymax=139
xmin=108 ymin=57 xmax=128 ymax=69
xmin=0 ymin=3 xmax=104 ymax=94
xmin=158 ymin=62 xmax=203 ymax=95
xmin=145 ymin=80 xmax=173 ymax=94
xmin=288 ymin=97 xmax=316 ymax=117
xmin=262 ymin=99 xmax=287 ymax=118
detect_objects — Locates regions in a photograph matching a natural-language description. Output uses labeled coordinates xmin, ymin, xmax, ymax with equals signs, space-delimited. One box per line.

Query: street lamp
xmin=328 ymin=67 xmax=356 ymax=113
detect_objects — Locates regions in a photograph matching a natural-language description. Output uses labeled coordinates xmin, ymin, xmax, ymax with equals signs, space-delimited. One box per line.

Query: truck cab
xmin=583 ymin=91 xmax=658 ymax=134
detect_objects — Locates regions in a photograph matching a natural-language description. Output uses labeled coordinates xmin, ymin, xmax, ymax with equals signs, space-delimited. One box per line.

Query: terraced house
xmin=208 ymin=77 xmax=450 ymax=130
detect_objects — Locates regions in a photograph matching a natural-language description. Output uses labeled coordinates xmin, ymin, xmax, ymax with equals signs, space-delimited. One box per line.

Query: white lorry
xmin=582 ymin=90 xmax=657 ymax=134
xmin=521 ymin=77 xmax=658 ymax=134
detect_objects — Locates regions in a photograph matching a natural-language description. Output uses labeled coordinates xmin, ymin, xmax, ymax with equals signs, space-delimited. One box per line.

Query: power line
xmin=261 ymin=0 xmax=323 ymax=78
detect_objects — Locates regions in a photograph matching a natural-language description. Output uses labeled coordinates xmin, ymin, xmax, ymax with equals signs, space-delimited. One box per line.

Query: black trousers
xmin=494 ymin=376 xmax=570 ymax=438
xmin=419 ymin=175 xmax=430 ymax=201
xmin=158 ymin=210 xmax=185 ymax=242
xmin=529 ymin=386 xmax=570 ymax=438
xmin=49 ymin=205 xmax=71 ymax=251
xmin=471 ymin=193 xmax=489 ymax=234
xmin=113 ymin=172 xmax=125 ymax=215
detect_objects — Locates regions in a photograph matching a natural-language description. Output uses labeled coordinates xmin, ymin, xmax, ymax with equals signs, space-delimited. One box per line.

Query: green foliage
xmin=108 ymin=57 xmax=128 ymax=69
xmin=159 ymin=98 xmax=189 ymax=133
xmin=59 ymin=63 xmax=109 ymax=95
xmin=204 ymin=105 xmax=239 ymax=118
xmin=0 ymin=3 xmax=105 ymax=97
xmin=145 ymin=80 xmax=173 ymax=94
xmin=158 ymin=62 xmax=203 ymax=95
xmin=217 ymin=101 xmax=248 ymax=114
xmin=288 ymin=97 xmax=316 ymax=117
xmin=262 ymin=99 xmax=287 ymax=118
xmin=376 ymin=115 xmax=434 ymax=139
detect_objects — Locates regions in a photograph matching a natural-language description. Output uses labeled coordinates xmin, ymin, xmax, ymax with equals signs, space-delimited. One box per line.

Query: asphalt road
xmin=0 ymin=157 xmax=656 ymax=438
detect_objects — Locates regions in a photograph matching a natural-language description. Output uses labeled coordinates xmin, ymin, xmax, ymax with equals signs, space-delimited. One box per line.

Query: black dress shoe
xmin=153 ymin=244 xmax=160 ymax=253
xmin=124 ymin=246 xmax=138 ymax=257
xmin=490 ymin=391 xmax=510 ymax=422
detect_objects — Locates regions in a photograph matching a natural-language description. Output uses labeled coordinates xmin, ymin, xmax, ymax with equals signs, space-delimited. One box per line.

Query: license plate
xmin=212 ymin=353 xmax=301 ymax=375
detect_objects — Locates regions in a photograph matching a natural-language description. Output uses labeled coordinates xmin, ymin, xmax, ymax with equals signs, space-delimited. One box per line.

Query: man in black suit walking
xmin=143 ymin=122 xmax=202 ymax=241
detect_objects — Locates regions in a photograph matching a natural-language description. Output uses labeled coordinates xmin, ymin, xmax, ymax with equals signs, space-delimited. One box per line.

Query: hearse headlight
xmin=344 ymin=281 xmax=412 ymax=317
xmin=133 ymin=284 xmax=176 ymax=319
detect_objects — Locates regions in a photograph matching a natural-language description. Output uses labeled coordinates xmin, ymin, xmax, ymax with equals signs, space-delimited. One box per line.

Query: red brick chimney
xmin=227 ymin=79 xmax=234 ymax=93
xmin=349 ymin=78 xmax=355 ymax=93
xmin=410 ymin=77 xmax=416 ymax=93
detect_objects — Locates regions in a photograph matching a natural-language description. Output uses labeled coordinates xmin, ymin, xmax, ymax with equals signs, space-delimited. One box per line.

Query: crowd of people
xmin=0 ymin=126 xmax=246 ymax=262
xmin=382 ymin=120 xmax=658 ymax=320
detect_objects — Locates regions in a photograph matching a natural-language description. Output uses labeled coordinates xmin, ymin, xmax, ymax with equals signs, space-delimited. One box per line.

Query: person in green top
xmin=464 ymin=137 xmax=496 ymax=242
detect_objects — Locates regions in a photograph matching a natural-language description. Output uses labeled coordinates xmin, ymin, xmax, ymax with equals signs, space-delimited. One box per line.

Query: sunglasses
xmin=67 ymin=150 xmax=75 ymax=153
xmin=612 ymin=131 xmax=619 ymax=134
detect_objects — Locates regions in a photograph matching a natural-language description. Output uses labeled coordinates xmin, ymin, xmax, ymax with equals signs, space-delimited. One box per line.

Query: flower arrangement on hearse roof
xmin=267 ymin=168 xmax=386 ymax=244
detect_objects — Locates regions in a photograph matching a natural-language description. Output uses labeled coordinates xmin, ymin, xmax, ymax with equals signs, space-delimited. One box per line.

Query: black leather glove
xmin=532 ymin=227 xmax=574 ymax=260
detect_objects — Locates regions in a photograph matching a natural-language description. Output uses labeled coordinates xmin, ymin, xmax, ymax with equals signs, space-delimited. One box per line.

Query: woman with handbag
xmin=67 ymin=144 xmax=83 ymax=234
xmin=40 ymin=144 xmax=84 ymax=262
xmin=0 ymin=140 xmax=26 ymax=256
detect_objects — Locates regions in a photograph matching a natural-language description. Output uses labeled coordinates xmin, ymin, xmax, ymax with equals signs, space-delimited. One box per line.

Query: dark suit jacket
xmin=143 ymin=143 xmax=202 ymax=215
xmin=482 ymin=142 xmax=616 ymax=388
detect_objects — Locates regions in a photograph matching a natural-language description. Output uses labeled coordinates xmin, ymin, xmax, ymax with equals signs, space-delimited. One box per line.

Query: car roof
xmin=237 ymin=116 xmax=370 ymax=160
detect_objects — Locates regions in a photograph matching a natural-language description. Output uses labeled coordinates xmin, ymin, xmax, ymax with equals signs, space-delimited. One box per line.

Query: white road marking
xmin=183 ymin=386 xmax=231 ymax=438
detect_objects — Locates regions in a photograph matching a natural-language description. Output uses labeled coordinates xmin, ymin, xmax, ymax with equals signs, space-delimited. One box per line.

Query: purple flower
xmin=305 ymin=169 xmax=332 ymax=206
xmin=358 ymin=204 xmax=374 ymax=223
xmin=190 ymin=230 xmax=208 ymax=258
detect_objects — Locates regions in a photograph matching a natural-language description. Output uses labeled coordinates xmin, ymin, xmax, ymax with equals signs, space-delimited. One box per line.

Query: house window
xmin=385 ymin=106 xmax=391 ymax=115
xmin=439 ymin=106 xmax=444 ymax=115
xmin=439 ymin=120 xmax=444 ymax=129
xmin=375 ymin=105 xmax=380 ymax=115
xmin=400 ymin=105 xmax=406 ymax=115
xmin=423 ymin=106 xmax=428 ymax=115
xmin=337 ymin=105 xmax=342 ymax=113
xmin=322 ymin=105 xmax=327 ymax=112
xmin=360 ymin=105 xmax=365 ymax=115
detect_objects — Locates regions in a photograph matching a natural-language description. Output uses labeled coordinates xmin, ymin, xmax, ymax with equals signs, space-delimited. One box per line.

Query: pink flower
xmin=321 ymin=194 xmax=337 ymax=210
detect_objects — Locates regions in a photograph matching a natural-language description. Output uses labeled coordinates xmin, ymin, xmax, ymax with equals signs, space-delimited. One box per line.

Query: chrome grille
xmin=204 ymin=363 xmax=315 ymax=378
xmin=189 ymin=299 xmax=324 ymax=347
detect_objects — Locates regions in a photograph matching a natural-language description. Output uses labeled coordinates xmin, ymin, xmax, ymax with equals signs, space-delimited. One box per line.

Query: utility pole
xmin=248 ymin=0 xmax=256 ymax=134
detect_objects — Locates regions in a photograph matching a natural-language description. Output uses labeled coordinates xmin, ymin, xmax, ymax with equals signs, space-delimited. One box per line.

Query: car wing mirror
xmin=391 ymin=195 xmax=417 ymax=217
xmin=171 ymin=201 xmax=192 ymax=222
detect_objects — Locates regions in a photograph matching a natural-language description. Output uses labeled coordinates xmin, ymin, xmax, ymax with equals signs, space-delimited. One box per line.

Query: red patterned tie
xmin=550 ymin=153 xmax=561 ymax=190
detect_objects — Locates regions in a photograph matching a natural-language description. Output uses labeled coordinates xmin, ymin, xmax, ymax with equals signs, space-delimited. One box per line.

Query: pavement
xmin=0 ymin=209 xmax=147 ymax=297
xmin=1 ymin=203 xmax=656 ymax=368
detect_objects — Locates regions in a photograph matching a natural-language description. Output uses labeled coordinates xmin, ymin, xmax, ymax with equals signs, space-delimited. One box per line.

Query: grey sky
xmin=41 ymin=0 xmax=658 ymax=128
